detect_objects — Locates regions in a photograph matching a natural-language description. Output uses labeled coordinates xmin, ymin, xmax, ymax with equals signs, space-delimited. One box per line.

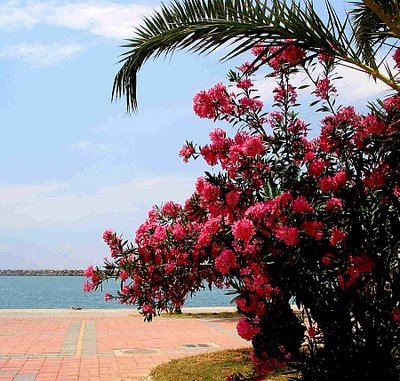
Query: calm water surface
xmin=0 ymin=276 xmax=235 ymax=309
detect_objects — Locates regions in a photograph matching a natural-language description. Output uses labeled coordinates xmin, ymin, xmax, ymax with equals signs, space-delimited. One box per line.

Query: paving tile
xmin=0 ymin=308 xmax=247 ymax=380
xmin=13 ymin=374 xmax=36 ymax=381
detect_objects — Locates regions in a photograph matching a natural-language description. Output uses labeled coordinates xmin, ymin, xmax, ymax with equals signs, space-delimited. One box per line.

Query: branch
xmin=363 ymin=0 xmax=400 ymax=39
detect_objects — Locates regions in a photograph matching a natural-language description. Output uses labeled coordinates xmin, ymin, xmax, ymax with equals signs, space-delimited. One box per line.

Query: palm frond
xmin=350 ymin=0 xmax=399 ymax=68
xmin=112 ymin=0 xmax=400 ymax=112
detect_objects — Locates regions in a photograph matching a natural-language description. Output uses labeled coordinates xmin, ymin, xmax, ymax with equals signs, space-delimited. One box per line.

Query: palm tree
xmin=111 ymin=0 xmax=400 ymax=112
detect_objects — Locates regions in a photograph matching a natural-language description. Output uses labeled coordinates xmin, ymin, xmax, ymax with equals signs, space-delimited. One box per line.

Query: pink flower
xmin=280 ymin=41 xmax=306 ymax=65
xmin=318 ymin=52 xmax=333 ymax=63
xmin=121 ymin=285 xmax=130 ymax=295
xmin=224 ymin=189 xmax=240 ymax=209
xmin=267 ymin=41 xmax=306 ymax=70
xmin=301 ymin=220 xmax=324 ymax=241
xmin=330 ymin=226 xmax=346 ymax=246
xmin=196 ymin=177 xmax=220 ymax=205
xmin=383 ymin=95 xmax=400 ymax=111
xmin=215 ymin=249 xmax=239 ymax=275
xmin=84 ymin=265 xmax=94 ymax=278
xmin=179 ymin=144 xmax=195 ymax=163
xmin=200 ymin=145 xmax=218 ymax=166
xmin=319 ymin=171 xmax=347 ymax=193
xmin=364 ymin=167 xmax=386 ymax=189
xmin=245 ymin=201 xmax=273 ymax=221
xmin=251 ymin=351 xmax=285 ymax=377
xmin=239 ymin=97 xmax=263 ymax=110
xmin=322 ymin=252 xmax=334 ymax=266
xmin=104 ymin=293 xmax=113 ymax=302
xmin=336 ymin=106 xmax=357 ymax=123
xmin=193 ymin=82 xmax=234 ymax=119
xmin=315 ymin=78 xmax=336 ymax=99
xmin=391 ymin=308 xmax=400 ymax=323
xmin=236 ymin=316 xmax=261 ymax=340
xmin=275 ymin=225 xmax=299 ymax=246
xmin=361 ymin=114 xmax=386 ymax=136
xmin=209 ymin=128 xmax=228 ymax=147
xmin=349 ymin=254 xmax=374 ymax=273
xmin=153 ymin=225 xmax=167 ymax=244
xmin=198 ymin=217 xmax=222 ymax=245
xmin=393 ymin=48 xmax=400 ymax=68
xmin=142 ymin=304 xmax=153 ymax=314
xmin=325 ymin=198 xmax=343 ymax=212
xmin=340 ymin=254 xmax=375 ymax=288
xmin=236 ymin=79 xmax=254 ymax=89
xmin=291 ymin=196 xmax=313 ymax=213
xmin=102 ymin=229 xmax=114 ymax=243
xmin=251 ymin=43 xmax=267 ymax=58
xmin=273 ymin=84 xmax=297 ymax=104
xmin=120 ymin=270 xmax=128 ymax=282
xmin=268 ymin=111 xmax=283 ymax=127
xmin=238 ymin=61 xmax=256 ymax=74
xmin=319 ymin=177 xmax=334 ymax=193
xmin=243 ymin=135 xmax=264 ymax=157
xmin=172 ymin=223 xmax=185 ymax=241
xmin=232 ymin=219 xmax=255 ymax=242
xmin=275 ymin=192 xmax=293 ymax=207
xmin=161 ymin=201 xmax=181 ymax=218
xmin=83 ymin=280 xmax=95 ymax=293
xmin=102 ymin=229 xmax=121 ymax=257
xmin=334 ymin=171 xmax=348 ymax=188
xmin=308 ymin=160 xmax=329 ymax=178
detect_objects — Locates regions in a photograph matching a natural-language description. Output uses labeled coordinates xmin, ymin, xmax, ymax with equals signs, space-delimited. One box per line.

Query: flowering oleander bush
xmin=85 ymin=41 xmax=400 ymax=380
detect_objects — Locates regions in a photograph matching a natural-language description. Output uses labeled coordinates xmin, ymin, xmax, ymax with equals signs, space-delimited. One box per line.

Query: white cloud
xmin=0 ymin=1 xmax=37 ymax=29
xmin=253 ymin=75 xmax=277 ymax=105
xmin=0 ymin=43 xmax=84 ymax=67
xmin=69 ymin=140 xmax=118 ymax=155
xmin=45 ymin=2 xmax=153 ymax=39
xmin=255 ymin=63 xmax=390 ymax=107
xmin=334 ymin=64 xmax=389 ymax=103
xmin=0 ymin=175 xmax=197 ymax=229
xmin=0 ymin=1 xmax=155 ymax=39
xmin=0 ymin=182 xmax=67 ymax=204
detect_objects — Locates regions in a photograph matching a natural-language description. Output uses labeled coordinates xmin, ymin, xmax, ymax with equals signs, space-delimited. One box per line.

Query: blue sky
xmin=0 ymin=0 xmax=391 ymax=269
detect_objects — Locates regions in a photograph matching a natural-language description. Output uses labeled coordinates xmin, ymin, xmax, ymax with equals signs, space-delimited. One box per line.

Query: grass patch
xmin=161 ymin=311 xmax=241 ymax=319
xmin=149 ymin=348 xmax=292 ymax=381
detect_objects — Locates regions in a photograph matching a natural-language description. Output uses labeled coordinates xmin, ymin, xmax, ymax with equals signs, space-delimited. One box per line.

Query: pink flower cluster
xmin=89 ymin=44 xmax=400 ymax=380
xmin=102 ymin=229 xmax=121 ymax=257
xmin=339 ymin=254 xmax=375 ymax=289
xmin=393 ymin=48 xmax=400 ymax=69
xmin=252 ymin=40 xmax=306 ymax=70
xmin=179 ymin=144 xmax=195 ymax=162
xmin=193 ymin=82 xmax=234 ymax=119
xmin=236 ymin=316 xmax=261 ymax=340
xmin=273 ymin=84 xmax=297 ymax=104
xmin=315 ymin=78 xmax=336 ymax=99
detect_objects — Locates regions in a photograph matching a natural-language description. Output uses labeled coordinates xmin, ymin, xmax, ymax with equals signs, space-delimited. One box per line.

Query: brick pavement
xmin=0 ymin=308 xmax=248 ymax=381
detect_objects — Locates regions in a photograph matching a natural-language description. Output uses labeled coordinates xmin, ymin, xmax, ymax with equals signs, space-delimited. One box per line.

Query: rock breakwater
xmin=0 ymin=269 xmax=84 ymax=276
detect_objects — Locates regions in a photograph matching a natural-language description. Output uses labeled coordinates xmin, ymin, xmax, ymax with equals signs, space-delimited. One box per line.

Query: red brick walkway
xmin=0 ymin=308 xmax=248 ymax=381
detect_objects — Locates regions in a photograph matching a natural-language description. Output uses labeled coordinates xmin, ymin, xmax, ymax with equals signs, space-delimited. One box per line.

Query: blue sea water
xmin=0 ymin=276 xmax=236 ymax=309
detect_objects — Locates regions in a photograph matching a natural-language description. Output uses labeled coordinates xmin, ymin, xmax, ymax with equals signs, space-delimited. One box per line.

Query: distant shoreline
xmin=0 ymin=269 xmax=84 ymax=276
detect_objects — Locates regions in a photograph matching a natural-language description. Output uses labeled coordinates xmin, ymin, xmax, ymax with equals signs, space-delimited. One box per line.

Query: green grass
xmin=160 ymin=311 xmax=241 ymax=319
xmin=140 ymin=311 xmax=299 ymax=381
xmin=149 ymin=348 xmax=294 ymax=381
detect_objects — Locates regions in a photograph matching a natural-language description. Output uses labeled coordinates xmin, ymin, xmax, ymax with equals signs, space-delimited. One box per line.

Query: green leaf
xmin=110 ymin=0 xmax=400 ymax=112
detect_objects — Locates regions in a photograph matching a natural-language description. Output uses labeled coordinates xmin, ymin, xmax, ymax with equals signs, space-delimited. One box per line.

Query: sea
xmin=0 ymin=276 xmax=236 ymax=309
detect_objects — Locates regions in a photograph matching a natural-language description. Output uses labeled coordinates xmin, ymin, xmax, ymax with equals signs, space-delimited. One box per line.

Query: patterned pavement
xmin=0 ymin=308 xmax=248 ymax=381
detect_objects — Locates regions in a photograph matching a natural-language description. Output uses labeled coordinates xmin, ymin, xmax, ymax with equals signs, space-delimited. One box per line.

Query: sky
xmin=0 ymin=0 xmax=392 ymax=270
